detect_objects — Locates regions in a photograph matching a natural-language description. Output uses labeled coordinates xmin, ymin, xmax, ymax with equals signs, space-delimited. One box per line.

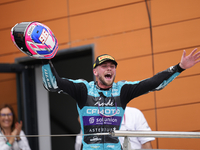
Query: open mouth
xmin=105 ymin=73 xmax=112 ymax=79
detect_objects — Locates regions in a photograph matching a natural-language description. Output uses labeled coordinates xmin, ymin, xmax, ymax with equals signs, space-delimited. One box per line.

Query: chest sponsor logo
xmin=94 ymin=99 xmax=114 ymax=106
xmin=83 ymin=116 xmax=121 ymax=126
xmin=89 ymin=117 xmax=95 ymax=124
xmin=86 ymin=108 xmax=120 ymax=115
xmin=88 ymin=127 xmax=116 ymax=133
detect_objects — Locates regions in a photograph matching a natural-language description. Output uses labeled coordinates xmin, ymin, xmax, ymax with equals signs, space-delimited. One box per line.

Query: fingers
xmin=190 ymin=48 xmax=200 ymax=63
xmin=194 ymin=51 xmax=200 ymax=60
xmin=195 ymin=59 xmax=200 ymax=64
xmin=14 ymin=122 xmax=22 ymax=135
xmin=190 ymin=48 xmax=200 ymax=64
xmin=190 ymin=48 xmax=198 ymax=56
xmin=181 ymin=50 xmax=186 ymax=59
xmin=15 ymin=122 xmax=19 ymax=127
xmin=15 ymin=121 xmax=22 ymax=131
xmin=15 ymin=121 xmax=22 ymax=126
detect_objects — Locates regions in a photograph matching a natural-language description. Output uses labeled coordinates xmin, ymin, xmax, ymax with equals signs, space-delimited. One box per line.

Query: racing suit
xmin=42 ymin=61 xmax=184 ymax=150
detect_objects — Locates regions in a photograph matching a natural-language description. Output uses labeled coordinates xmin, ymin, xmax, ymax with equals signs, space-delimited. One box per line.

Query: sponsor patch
xmin=83 ymin=116 xmax=121 ymax=126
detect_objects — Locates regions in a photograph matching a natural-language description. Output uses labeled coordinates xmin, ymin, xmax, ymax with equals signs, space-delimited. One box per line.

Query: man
xmin=119 ymin=107 xmax=154 ymax=149
xmin=11 ymin=22 xmax=200 ymax=150
xmin=41 ymin=48 xmax=200 ymax=150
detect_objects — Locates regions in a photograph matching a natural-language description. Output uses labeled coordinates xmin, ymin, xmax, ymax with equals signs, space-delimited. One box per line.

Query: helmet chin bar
xmin=11 ymin=22 xmax=33 ymax=56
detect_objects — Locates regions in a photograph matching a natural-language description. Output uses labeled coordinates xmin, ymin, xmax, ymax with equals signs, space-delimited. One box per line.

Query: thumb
xmin=182 ymin=50 xmax=186 ymax=59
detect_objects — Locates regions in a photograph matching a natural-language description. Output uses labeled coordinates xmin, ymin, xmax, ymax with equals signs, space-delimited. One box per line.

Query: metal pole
xmin=123 ymin=136 xmax=132 ymax=150
xmin=111 ymin=130 xmax=200 ymax=138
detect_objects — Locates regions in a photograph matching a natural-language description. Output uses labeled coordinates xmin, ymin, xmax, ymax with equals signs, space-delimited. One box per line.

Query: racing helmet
xmin=11 ymin=21 xmax=58 ymax=59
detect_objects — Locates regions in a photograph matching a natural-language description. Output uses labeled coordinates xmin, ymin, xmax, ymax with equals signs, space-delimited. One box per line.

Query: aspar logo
xmin=94 ymin=99 xmax=113 ymax=106
xmin=90 ymin=136 xmax=102 ymax=142
xmin=89 ymin=117 xmax=95 ymax=124
xmin=107 ymin=145 xmax=115 ymax=148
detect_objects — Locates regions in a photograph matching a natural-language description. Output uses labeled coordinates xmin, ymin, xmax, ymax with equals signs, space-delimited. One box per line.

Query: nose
xmin=4 ymin=115 xmax=9 ymax=119
xmin=107 ymin=67 xmax=111 ymax=72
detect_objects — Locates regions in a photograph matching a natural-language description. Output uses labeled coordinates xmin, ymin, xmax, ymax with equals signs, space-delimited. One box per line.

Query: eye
xmin=110 ymin=65 xmax=115 ymax=69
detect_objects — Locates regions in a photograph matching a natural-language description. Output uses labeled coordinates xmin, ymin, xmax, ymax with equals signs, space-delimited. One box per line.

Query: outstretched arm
xmin=179 ymin=48 xmax=200 ymax=69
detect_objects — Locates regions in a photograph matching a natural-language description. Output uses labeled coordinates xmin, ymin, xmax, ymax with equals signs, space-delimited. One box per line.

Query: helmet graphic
xmin=11 ymin=21 xmax=58 ymax=59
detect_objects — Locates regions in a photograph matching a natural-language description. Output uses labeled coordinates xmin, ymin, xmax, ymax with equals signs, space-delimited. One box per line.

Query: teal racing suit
xmin=42 ymin=61 xmax=184 ymax=150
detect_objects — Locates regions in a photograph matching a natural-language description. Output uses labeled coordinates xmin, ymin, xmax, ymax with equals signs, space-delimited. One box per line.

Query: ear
xmin=93 ymin=68 xmax=98 ymax=76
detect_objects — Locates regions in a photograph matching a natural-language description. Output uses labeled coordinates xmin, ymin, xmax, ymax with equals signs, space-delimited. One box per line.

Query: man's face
xmin=93 ymin=61 xmax=116 ymax=88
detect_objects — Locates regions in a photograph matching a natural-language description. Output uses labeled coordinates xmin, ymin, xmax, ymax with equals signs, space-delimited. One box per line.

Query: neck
xmin=96 ymin=82 xmax=112 ymax=90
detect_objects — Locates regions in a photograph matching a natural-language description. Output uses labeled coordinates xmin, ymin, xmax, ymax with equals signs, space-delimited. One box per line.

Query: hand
xmin=15 ymin=121 xmax=22 ymax=135
xmin=11 ymin=121 xmax=22 ymax=136
xmin=179 ymin=48 xmax=200 ymax=69
xmin=11 ymin=121 xmax=22 ymax=142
